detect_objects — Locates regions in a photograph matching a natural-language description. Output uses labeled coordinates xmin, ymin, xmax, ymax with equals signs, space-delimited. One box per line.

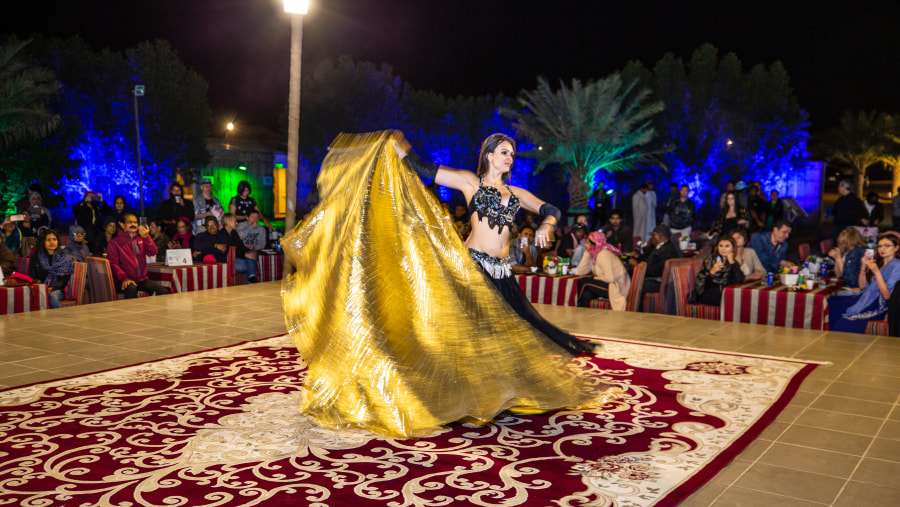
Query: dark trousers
xmin=576 ymin=277 xmax=609 ymax=307
xmin=122 ymin=279 xmax=170 ymax=299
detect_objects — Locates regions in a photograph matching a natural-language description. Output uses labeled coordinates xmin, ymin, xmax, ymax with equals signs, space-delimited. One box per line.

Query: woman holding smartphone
xmin=831 ymin=233 xmax=900 ymax=333
xmin=689 ymin=236 xmax=744 ymax=306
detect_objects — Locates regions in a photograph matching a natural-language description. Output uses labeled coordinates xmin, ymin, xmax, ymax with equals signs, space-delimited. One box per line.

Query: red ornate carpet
xmin=0 ymin=335 xmax=818 ymax=506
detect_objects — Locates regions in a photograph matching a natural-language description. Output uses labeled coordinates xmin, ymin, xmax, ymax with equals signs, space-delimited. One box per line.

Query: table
xmin=720 ymin=279 xmax=844 ymax=330
xmin=0 ymin=284 xmax=48 ymax=314
xmin=515 ymin=274 xmax=580 ymax=307
xmin=147 ymin=263 xmax=231 ymax=294
xmin=256 ymin=252 xmax=283 ymax=282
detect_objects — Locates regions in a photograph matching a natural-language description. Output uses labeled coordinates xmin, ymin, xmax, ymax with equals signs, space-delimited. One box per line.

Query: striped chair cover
xmin=592 ymin=261 xmax=648 ymax=312
xmin=819 ymin=238 xmax=834 ymax=257
xmin=798 ymin=243 xmax=811 ymax=262
xmin=59 ymin=261 xmax=86 ymax=308
xmin=15 ymin=255 xmax=29 ymax=275
xmin=865 ymin=317 xmax=889 ymax=336
xmin=226 ymin=246 xmax=247 ymax=286
xmin=643 ymin=257 xmax=693 ymax=314
xmin=85 ymin=256 xmax=148 ymax=303
xmin=671 ymin=264 xmax=721 ymax=320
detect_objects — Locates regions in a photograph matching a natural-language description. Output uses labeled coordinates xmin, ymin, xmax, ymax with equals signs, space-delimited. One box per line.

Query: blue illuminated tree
xmin=501 ymin=76 xmax=666 ymax=210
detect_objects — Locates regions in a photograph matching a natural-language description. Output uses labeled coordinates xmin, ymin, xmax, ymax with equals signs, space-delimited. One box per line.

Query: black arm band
xmin=539 ymin=203 xmax=561 ymax=225
xmin=402 ymin=149 xmax=439 ymax=181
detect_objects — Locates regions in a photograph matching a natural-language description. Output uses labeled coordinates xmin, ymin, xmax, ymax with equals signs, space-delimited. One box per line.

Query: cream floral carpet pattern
xmin=0 ymin=335 xmax=817 ymax=506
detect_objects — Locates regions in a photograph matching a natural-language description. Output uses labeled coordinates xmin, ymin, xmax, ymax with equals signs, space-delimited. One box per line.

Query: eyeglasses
xmin=877 ymin=243 xmax=895 ymax=249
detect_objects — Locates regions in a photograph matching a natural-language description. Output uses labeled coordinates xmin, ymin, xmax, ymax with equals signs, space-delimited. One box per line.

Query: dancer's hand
xmin=535 ymin=223 xmax=552 ymax=248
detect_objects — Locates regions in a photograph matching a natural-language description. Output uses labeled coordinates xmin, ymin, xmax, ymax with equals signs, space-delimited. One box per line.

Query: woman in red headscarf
xmin=574 ymin=231 xmax=631 ymax=310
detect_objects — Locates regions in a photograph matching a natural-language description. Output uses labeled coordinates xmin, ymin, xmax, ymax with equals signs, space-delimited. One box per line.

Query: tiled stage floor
xmin=1 ymin=282 xmax=899 ymax=506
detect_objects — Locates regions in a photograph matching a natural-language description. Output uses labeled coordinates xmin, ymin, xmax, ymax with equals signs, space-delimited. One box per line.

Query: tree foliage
xmin=817 ymin=111 xmax=900 ymax=197
xmin=501 ymin=75 xmax=666 ymax=209
xmin=0 ymin=39 xmax=59 ymax=147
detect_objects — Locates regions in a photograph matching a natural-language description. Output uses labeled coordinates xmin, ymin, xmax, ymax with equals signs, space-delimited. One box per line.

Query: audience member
xmin=1 ymin=215 xmax=22 ymax=253
xmin=62 ymin=225 xmax=91 ymax=263
xmin=749 ymin=219 xmax=796 ymax=273
xmin=717 ymin=181 xmax=737 ymax=211
xmin=765 ymin=190 xmax=785 ymax=228
xmin=25 ymin=191 xmax=52 ymax=230
xmin=27 ymin=229 xmax=73 ymax=309
xmin=575 ymin=231 xmax=630 ymax=310
xmin=192 ymin=216 xmax=229 ymax=263
xmin=109 ymin=195 xmax=133 ymax=224
xmin=668 ymin=184 xmax=695 ymax=239
xmin=629 ymin=224 xmax=680 ymax=296
xmin=193 ymin=178 xmax=224 ymax=234
xmin=17 ymin=211 xmax=38 ymax=238
xmin=72 ymin=191 xmax=112 ymax=243
xmin=861 ymin=191 xmax=884 ymax=227
xmin=831 ymin=179 xmax=864 ymax=237
xmin=632 ymin=183 xmax=655 ymax=242
xmin=662 ymin=182 xmax=679 ymax=227
xmin=731 ymin=228 xmax=765 ymax=281
xmin=558 ymin=223 xmax=587 ymax=259
xmin=830 ymin=233 xmax=900 ymax=333
xmin=509 ymin=225 xmax=540 ymax=274
xmin=734 ymin=181 xmax=749 ymax=209
xmin=237 ymin=210 xmax=268 ymax=260
xmin=15 ymin=183 xmax=44 ymax=215
xmin=222 ymin=213 xmax=259 ymax=283
xmin=149 ymin=219 xmax=170 ymax=263
xmin=90 ymin=217 xmax=118 ymax=256
xmin=828 ymin=227 xmax=868 ymax=289
xmin=107 ymin=213 xmax=169 ymax=299
xmin=158 ymin=183 xmax=194 ymax=237
xmin=708 ymin=191 xmax=751 ymax=238
xmin=0 ymin=242 xmax=15 ymax=277
xmin=689 ymin=236 xmax=744 ymax=306
xmin=746 ymin=185 xmax=767 ymax=231
xmin=168 ymin=217 xmax=193 ymax=251
xmin=602 ymin=209 xmax=633 ymax=253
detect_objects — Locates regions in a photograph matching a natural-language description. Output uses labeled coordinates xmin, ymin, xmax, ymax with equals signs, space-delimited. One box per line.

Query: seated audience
xmin=149 ymin=219 xmax=171 ymax=262
xmin=707 ymin=191 xmax=751 ymax=238
xmin=575 ymin=231 xmax=630 ymax=310
xmin=689 ymin=236 xmax=745 ymax=306
xmin=62 ymin=225 xmax=91 ymax=263
xmin=748 ymin=219 xmax=796 ymax=273
xmin=158 ymin=183 xmax=194 ymax=238
xmin=601 ymin=209 xmax=633 ymax=253
xmin=192 ymin=216 xmax=229 ymax=263
xmin=828 ymin=227 xmax=868 ymax=289
xmin=107 ymin=213 xmax=170 ymax=299
xmin=90 ymin=217 xmax=118 ymax=256
xmin=27 ymin=229 xmax=73 ymax=309
xmin=236 ymin=210 xmax=268 ymax=260
xmin=558 ymin=223 xmax=587 ymax=261
xmin=222 ymin=213 xmax=259 ymax=283
xmin=1 ymin=215 xmax=22 ymax=253
xmin=830 ymin=233 xmax=900 ymax=333
xmin=509 ymin=225 xmax=540 ymax=274
xmin=731 ymin=228 xmax=765 ymax=281
xmin=167 ymin=217 xmax=194 ymax=251
xmin=629 ymin=224 xmax=680 ymax=295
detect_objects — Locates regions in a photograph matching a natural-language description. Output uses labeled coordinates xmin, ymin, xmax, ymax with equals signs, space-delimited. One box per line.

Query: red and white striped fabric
xmin=721 ymin=280 xmax=844 ymax=330
xmin=256 ymin=252 xmax=283 ymax=282
xmin=0 ymin=284 xmax=48 ymax=314
xmin=515 ymin=274 xmax=579 ymax=306
xmin=147 ymin=264 xmax=231 ymax=294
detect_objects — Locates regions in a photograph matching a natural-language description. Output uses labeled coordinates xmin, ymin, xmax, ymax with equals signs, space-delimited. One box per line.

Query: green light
xmin=275 ymin=163 xmax=284 ymax=168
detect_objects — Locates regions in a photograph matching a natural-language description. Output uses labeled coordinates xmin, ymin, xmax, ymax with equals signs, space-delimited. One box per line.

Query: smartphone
xmin=139 ymin=217 xmax=148 ymax=227
xmin=717 ymin=255 xmax=723 ymax=264
xmin=9 ymin=214 xmax=25 ymax=222
xmin=520 ymin=237 xmax=529 ymax=248
xmin=864 ymin=248 xmax=875 ymax=260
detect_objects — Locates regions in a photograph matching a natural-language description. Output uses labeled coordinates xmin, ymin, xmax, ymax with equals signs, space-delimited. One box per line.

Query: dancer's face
xmin=487 ymin=141 xmax=514 ymax=175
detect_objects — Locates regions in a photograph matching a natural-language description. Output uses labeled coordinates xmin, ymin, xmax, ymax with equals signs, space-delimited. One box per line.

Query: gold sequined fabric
xmin=281 ymin=131 xmax=618 ymax=438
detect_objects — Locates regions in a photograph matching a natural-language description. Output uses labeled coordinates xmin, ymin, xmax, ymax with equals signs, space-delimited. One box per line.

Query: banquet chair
xmin=15 ymin=255 xmax=29 ymax=274
xmin=85 ymin=256 xmax=148 ymax=303
xmin=819 ymin=238 xmax=834 ymax=256
xmin=226 ymin=246 xmax=247 ymax=286
xmin=798 ymin=243 xmax=811 ymax=262
xmin=643 ymin=257 xmax=693 ymax=314
xmin=589 ymin=261 xmax=646 ymax=312
xmin=691 ymin=230 xmax=702 ymax=241
xmin=671 ymin=263 xmax=721 ymax=320
xmin=865 ymin=317 xmax=889 ymax=336
xmin=59 ymin=261 xmax=86 ymax=308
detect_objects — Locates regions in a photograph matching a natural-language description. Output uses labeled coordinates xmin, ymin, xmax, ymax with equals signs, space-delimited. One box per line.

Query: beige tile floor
xmin=1 ymin=283 xmax=899 ymax=506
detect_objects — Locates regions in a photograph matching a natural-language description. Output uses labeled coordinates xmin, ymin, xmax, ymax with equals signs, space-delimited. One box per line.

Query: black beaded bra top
xmin=467 ymin=177 xmax=520 ymax=234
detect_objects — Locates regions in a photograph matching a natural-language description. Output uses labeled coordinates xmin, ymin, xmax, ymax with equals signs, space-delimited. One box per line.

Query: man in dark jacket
xmin=602 ymin=210 xmax=633 ymax=253
xmin=629 ymin=223 xmax=681 ymax=295
xmin=832 ymin=179 xmax=865 ymax=237
xmin=158 ymin=183 xmax=195 ymax=238
xmin=107 ymin=213 xmax=170 ymax=299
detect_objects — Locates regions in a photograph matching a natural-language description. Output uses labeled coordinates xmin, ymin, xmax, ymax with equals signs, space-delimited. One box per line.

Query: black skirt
xmin=474 ymin=264 xmax=594 ymax=356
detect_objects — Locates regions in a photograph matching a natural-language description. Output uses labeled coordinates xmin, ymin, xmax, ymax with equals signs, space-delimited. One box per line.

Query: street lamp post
xmin=133 ymin=84 xmax=146 ymax=221
xmin=284 ymin=0 xmax=309 ymax=233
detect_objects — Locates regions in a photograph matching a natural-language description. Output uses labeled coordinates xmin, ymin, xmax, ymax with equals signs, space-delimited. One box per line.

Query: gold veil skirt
xmin=282 ymin=131 xmax=616 ymax=438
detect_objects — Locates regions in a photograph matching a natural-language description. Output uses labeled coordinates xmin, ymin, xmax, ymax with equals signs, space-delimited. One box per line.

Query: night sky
xmin=3 ymin=0 xmax=898 ymax=133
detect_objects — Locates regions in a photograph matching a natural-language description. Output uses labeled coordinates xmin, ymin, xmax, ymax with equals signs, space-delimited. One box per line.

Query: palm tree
xmin=501 ymin=75 xmax=665 ymax=210
xmin=0 ymin=40 xmax=60 ymax=147
xmin=877 ymin=115 xmax=900 ymax=198
xmin=820 ymin=111 xmax=891 ymax=198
